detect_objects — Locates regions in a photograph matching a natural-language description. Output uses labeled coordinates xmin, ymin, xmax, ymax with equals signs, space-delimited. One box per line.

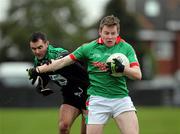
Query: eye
xmin=111 ymin=32 xmax=116 ymax=35
xmin=104 ymin=32 xmax=109 ymax=35
xmin=31 ymin=47 xmax=36 ymax=51
xmin=37 ymin=46 xmax=43 ymax=49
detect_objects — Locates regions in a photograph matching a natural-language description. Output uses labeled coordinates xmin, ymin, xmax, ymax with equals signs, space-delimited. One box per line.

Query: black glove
xmin=106 ymin=58 xmax=125 ymax=74
xmin=39 ymin=88 xmax=54 ymax=96
xmin=26 ymin=68 xmax=39 ymax=85
xmin=36 ymin=76 xmax=54 ymax=96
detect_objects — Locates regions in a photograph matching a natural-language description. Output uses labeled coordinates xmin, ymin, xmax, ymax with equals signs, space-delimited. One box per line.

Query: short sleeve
xmin=72 ymin=43 xmax=89 ymax=60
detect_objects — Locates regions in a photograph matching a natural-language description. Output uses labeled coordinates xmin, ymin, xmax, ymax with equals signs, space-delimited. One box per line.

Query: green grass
xmin=0 ymin=107 xmax=180 ymax=134
xmin=137 ymin=107 xmax=180 ymax=134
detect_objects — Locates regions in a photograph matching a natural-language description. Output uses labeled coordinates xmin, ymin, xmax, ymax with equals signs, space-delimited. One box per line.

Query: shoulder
xmin=119 ymin=40 xmax=134 ymax=50
xmin=79 ymin=40 xmax=99 ymax=50
xmin=82 ymin=40 xmax=97 ymax=46
xmin=48 ymin=44 xmax=68 ymax=54
xmin=119 ymin=40 xmax=131 ymax=46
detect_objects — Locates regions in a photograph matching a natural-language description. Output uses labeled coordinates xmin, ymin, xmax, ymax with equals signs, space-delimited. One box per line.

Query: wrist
xmin=116 ymin=64 xmax=125 ymax=73
xmin=36 ymin=67 xmax=40 ymax=73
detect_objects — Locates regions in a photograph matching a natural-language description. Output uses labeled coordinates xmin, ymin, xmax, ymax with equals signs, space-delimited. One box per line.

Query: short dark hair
xmin=30 ymin=32 xmax=47 ymax=43
xmin=99 ymin=15 xmax=120 ymax=33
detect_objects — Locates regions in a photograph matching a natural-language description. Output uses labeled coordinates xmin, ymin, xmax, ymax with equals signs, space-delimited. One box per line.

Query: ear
xmin=45 ymin=41 xmax=49 ymax=46
xmin=46 ymin=41 xmax=49 ymax=45
xmin=98 ymin=30 xmax=102 ymax=36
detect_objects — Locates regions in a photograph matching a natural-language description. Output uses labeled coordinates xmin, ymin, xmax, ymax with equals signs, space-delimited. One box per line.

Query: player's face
xmin=30 ymin=39 xmax=48 ymax=60
xmin=99 ymin=25 xmax=119 ymax=47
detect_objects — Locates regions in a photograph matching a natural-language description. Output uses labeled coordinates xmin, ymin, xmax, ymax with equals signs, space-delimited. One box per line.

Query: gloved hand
xmin=106 ymin=58 xmax=125 ymax=74
xmin=36 ymin=83 xmax=54 ymax=96
xmin=26 ymin=68 xmax=39 ymax=85
xmin=36 ymin=76 xmax=53 ymax=96
xmin=40 ymin=88 xmax=54 ymax=96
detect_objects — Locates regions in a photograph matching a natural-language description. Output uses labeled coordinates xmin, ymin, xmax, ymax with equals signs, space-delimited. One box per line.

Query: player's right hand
xmin=26 ymin=68 xmax=39 ymax=85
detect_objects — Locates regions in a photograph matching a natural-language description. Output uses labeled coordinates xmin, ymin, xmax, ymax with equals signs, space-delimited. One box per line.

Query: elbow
xmin=133 ymin=67 xmax=142 ymax=80
xmin=130 ymin=71 xmax=142 ymax=80
xmin=124 ymin=67 xmax=142 ymax=80
xmin=135 ymin=72 xmax=142 ymax=80
xmin=137 ymin=74 xmax=142 ymax=80
xmin=127 ymin=73 xmax=142 ymax=80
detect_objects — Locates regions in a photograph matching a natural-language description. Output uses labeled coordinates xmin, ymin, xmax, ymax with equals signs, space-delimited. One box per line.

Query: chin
xmin=37 ymin=56 xmax=43 ymax=60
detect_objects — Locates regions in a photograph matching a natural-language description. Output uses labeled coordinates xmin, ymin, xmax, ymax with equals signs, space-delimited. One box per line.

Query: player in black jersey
xmin=27 ymin=32 xmax=89 ymax=134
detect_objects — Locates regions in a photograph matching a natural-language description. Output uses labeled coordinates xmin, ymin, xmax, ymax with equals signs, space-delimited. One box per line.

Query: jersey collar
xmin=97 ymin=36 xmax=122 ymax=45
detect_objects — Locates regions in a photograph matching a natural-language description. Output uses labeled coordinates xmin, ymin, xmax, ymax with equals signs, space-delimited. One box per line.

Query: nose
xmin=34 ymin=49 xmax=40 ymax=54
xmin=107 ymin=34 xmax=112 ymax=38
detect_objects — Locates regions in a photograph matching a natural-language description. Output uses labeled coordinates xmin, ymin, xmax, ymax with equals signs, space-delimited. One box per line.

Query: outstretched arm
xmin=37 ymin=55 xmax=75 ymax=73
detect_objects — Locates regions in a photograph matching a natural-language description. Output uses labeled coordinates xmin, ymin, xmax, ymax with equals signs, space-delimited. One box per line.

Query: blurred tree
xmin=0 ymin=0 xmax=87 ymax=62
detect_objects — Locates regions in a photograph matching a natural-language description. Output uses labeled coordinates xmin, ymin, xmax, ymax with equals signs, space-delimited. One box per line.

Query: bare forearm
xmin=123 ymin=66 xmax=142 ymax=80
xmin=37 ymin=55 xmax=74 ymax=73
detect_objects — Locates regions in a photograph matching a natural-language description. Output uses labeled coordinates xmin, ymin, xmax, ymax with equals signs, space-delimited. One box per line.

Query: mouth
xmin=107 ymin=40 xmax=114 ymax=45
xmin=105 ymin=40 xmax=115 ymax=47
xmin=107 ymin=40 xmax=113 ymax=43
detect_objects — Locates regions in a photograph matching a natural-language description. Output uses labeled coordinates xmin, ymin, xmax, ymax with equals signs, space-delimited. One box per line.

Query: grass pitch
xmin=0 ymin=107 xmax=180 ymax=134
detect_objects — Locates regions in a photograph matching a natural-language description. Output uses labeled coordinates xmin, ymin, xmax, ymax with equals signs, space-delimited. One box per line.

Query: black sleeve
xmin=56 ymin=51 xmax=70 ymax=59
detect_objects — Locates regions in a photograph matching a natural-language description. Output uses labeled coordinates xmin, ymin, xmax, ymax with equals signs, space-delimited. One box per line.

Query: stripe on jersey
xmin=130 ymin=62 xmax=139 ymax=67
xmin=69 ymin=54 xmax=76 ymax=61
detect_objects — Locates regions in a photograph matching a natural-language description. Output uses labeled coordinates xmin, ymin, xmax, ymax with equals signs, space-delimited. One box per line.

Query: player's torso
xmin=83 ymin=41 xmax=132 ymax=98
xmin=87 ymin=42 xmax=130 ymax=72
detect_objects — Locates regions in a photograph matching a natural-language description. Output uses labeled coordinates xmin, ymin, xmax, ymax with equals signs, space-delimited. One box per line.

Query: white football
xmin=106 ymin=53 xmax=129 ymax=77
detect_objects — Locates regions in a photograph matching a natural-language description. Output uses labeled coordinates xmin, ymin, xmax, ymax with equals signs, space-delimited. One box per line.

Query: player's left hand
xmin=37 ymin=87 xmax=54 ymax=96
xmin=106 ymin=58 xmax=125 ymax=74
xmin=26 ymin=68 xmax=39 ymax=85
xmin=35 ymin=75 xmax=53 ymax=96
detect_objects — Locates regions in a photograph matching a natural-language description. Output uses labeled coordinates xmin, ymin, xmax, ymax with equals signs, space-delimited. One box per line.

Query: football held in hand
xmin=106 ymin=53 xmax=129 ymax=77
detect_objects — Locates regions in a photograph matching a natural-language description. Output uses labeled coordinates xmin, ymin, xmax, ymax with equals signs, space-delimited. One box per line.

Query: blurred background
xmin=0 ymin=0 xmax=180 ymax=133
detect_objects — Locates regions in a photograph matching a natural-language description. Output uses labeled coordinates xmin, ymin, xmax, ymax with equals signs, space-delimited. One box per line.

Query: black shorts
xmin=61 ymin=86 xmax=87 ymax=111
